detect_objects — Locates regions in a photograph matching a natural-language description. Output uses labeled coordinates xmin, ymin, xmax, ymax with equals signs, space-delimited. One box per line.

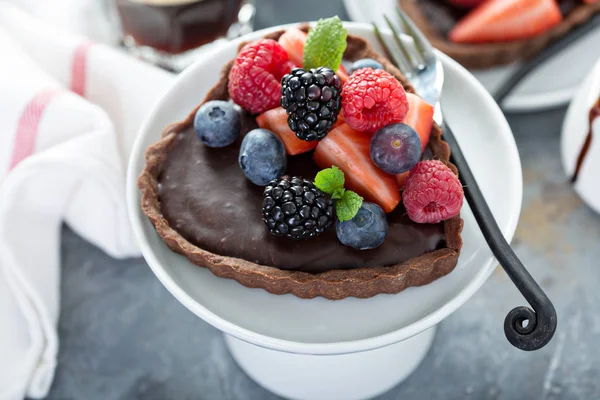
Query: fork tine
xmin=396 ymin=5 xmax=435 ymax=64
xmin=372 ymin=22 xmax=411 ymax=75
xmin=383 ymin=15 xmax=416 ymax=71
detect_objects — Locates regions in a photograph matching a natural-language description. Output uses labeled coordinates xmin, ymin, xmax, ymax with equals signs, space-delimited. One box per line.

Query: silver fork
xmin=373 ymin=7 xmax=557 ymax=352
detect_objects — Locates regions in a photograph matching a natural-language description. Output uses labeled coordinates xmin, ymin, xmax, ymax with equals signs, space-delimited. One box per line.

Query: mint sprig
xmin=314 ymin=166 xmax=363 ymax=222
xmin=303 ymin=16 xmax=347 ymax=72
xmin=336 ymin=191 xmax=364 ymax=222
xmin=314 ymin=165 xmax=344 ymax=197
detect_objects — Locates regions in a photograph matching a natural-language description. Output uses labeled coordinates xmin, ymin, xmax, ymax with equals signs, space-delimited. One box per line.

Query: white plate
xmin=343 ymin=0 xmax=600 ymax=111
xmin=127 ymin=22 xmax=522 ymax=355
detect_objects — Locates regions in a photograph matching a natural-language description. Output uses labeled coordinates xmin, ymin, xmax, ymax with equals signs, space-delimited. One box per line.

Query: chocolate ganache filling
xmin=157 ymin=112 xmax=445 ymax=274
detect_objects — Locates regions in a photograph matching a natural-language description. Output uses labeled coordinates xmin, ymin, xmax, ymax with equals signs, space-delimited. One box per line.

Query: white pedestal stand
xmin=225 ymin=327 xmax=436 ymax=400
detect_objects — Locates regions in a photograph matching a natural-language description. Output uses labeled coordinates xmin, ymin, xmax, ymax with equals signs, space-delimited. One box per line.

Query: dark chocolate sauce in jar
xmin=116 ymin=0 xmax=244 ymax=54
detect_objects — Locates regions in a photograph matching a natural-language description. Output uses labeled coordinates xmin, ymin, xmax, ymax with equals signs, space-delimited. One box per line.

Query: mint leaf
xmin=314 ymin=166 xmax=344 ymax=195
xmin=331 ymin=187 xmax=346 ymax=200
xmin=303 ymin=16 xmax=347 ymax=71
xmin=336 ymin=190 xmax=363 ymax=222
xmin=314 ymin=166 xmax=363 ymax=221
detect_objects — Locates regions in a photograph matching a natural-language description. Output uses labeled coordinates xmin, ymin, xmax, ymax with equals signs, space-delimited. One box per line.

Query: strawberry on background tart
xmin=399 ymin=0 xmax=600 ymax=69
xmin=138 ymin=18 xmax=464 ymax=300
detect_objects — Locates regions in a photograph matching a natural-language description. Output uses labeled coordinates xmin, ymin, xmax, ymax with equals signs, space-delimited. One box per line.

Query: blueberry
xmin=370 ymin=123 xmax=421 ymax=175
xmin=350 ymin=58 xmax=384 ymax=73
xmin=336 ymin=203 xmax=388 ymax=250
xmin=194 ymin=100 xmax=240 ymax=148
xmin=239 ymin=129 xmax=287 ymax=186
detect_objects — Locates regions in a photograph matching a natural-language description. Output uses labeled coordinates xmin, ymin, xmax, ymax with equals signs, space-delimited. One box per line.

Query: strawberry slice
xmin=396 ymin=171 xmax=409 ymax=189
xmin=397 ymin=94 xmax=434 ymax=188
xmin=337 ymin=64 xmax=350 ymax=84
xmin=449 ymin=0 xmax=563 ymax=43
xmin=314 ymin=124 xmax=401 ymax=212
xmin=256 ymin=108 xmax=318 ymax=155
xmin=278 ymin=28 xmax=306 ymax=67
xmin=403 ymin=93 xmax=434 ymax=152
xmin=278 ymin=27 xmax=349 ymax=82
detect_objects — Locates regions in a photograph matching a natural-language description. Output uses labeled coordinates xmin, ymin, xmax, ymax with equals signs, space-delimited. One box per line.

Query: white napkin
xmin=0 ymin=5 xmax=175 ymax=399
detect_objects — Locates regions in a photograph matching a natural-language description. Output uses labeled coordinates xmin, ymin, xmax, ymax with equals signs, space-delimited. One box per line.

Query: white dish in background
xmin=561 ymin=58 xmax=600 ymax=213
xmin=343 ymin=0 xmax=600 ymax=111
xmin=127 ymin=21 xmax=522 ymax=400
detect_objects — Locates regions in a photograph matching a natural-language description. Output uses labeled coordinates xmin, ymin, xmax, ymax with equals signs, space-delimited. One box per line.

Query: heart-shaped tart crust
xmin=138 ymin=28 xmax=463 ymax=299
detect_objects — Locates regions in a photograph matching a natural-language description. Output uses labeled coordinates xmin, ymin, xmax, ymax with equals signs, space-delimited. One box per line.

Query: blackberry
xmin=262 ymin=176 xmax=334 ymax=240
xmin=280 ymin=67 xmax=342 ymax=142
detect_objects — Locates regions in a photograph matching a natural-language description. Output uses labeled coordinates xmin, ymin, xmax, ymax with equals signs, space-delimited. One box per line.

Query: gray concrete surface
xmin=45 ymin=1 xmax=600 ymax=399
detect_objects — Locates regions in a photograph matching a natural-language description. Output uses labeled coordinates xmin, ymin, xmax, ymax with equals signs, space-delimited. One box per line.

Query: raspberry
xmin=341 ymin=68 xmax=409 ymax=132
xmin=403 ymin=160 xmax=464 ymax=224
xmin=228 ymin=40 xmax=293 ymax=114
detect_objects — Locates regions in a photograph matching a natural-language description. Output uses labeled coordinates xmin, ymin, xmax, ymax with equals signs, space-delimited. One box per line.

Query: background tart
xmin=138 ymin=28 xmax=463 ymax=300
xmin=399 ymin=0 xmax=600 ymax=69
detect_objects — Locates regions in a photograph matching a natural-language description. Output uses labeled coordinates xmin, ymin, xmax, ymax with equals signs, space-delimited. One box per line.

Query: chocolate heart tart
xmin=138 ymin=28 xmax=463 ymax=300
xmin=399 ymin=0 xmax=600 ymax=69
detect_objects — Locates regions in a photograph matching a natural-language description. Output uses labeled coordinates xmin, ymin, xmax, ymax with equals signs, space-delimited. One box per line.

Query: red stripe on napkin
xmin=9 ymin=89 xmax=63 ymax=171
xmin=71 ymin=41 xmax=93 ymax=97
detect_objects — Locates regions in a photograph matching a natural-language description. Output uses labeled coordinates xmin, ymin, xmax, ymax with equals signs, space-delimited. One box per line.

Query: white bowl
xmin=126 ymin=22 xmax=522 ymax=356
xmin=561 ymin=58 xmax=600 ymax=213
